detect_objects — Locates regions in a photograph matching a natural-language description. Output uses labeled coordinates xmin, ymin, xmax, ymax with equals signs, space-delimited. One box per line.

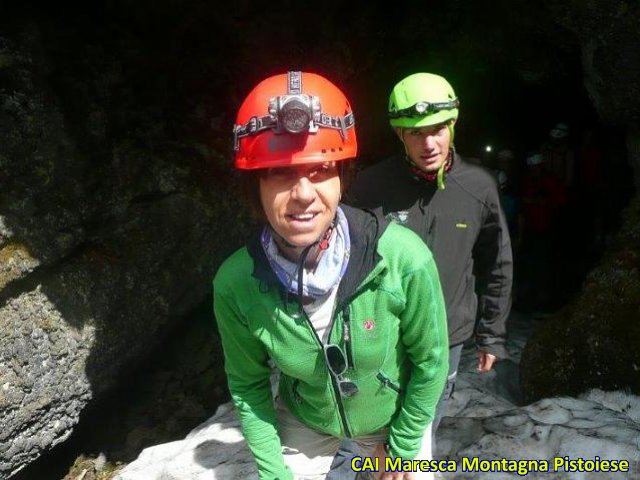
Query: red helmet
xmin=233 ymin=71 xmax=357 ymax=169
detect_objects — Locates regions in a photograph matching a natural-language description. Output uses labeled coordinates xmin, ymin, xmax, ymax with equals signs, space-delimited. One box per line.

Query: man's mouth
xmin=420 ymin=153 xmax=440 ymax=162
xmin=287 ymin=212 xmax=319 ymax=222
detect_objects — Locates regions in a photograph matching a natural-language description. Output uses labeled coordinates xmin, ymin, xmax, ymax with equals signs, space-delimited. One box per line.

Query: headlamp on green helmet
xmin=388 ymin=73 xmax=459 ymax=129
xmin=388 ymin=99 xmax=460 ymax=119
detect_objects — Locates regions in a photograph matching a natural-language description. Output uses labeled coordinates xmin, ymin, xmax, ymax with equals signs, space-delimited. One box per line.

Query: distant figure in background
xmin=517 ymin=153 xmax=567 ymax=313
xmin=495 ymin=148 xmax=523 ymax=306
xmin=494 ymin=149 xmax=521 ymax=239
xmin=575 ymin=127 xmax=607 ymax=255
xmin=540 ymin=122 xmax=577 ymax=304
xmin=542 ymin=122 xmax=575 ymax=191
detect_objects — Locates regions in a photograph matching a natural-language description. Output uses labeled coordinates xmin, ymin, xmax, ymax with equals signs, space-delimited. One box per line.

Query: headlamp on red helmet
xmin=233 ymin=71 xmax=354 ymax=152
xmin=269 ymin=93 xmax=321 ymax=134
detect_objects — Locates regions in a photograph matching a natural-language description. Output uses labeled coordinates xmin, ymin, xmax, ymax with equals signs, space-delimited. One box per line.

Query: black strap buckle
xmin=232 ymin=115 xmax=276 ymax=150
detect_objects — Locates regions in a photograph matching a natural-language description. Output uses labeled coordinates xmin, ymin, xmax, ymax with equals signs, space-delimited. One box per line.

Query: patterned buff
xmin=261 ymin=206 xmax=351 ymax=298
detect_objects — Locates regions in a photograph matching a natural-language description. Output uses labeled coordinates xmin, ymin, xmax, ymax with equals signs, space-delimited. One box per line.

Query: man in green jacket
xmin=215 ymin=71 xmax=449 ymax=479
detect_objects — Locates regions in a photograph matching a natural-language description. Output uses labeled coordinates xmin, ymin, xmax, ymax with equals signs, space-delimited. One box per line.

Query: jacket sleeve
xmin=213 ymin=282 xmax=293 ymax=480
xmin=472 ymin=186 xmax=513 ymax=360
xmin=387 ymin=255 xmax=449 ymax=460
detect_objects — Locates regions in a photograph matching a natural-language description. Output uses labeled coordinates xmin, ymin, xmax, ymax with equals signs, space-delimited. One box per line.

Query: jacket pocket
xmin=376 ymin=371 xmax=402 ymax=394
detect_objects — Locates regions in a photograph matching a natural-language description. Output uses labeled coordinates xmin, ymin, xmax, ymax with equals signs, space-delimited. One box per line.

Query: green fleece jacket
xmin=213 ymin=205 xmax=448 ymax=480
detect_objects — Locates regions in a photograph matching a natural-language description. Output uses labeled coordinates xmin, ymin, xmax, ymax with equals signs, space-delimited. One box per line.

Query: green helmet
xmin=388 ymin=73 xmax=459 ymax=128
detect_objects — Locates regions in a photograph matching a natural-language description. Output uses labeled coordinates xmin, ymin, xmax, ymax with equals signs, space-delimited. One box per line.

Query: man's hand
xmin=372 ymin=443 xmax=418 ymax=480
xmin=476 ymin=351 xmax=497 ymax=373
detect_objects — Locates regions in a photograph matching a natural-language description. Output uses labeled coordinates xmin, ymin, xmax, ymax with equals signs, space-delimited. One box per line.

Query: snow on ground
xmin=115 ymin=312 xmax=640 ymax=479
xmin=436 ymin=312 xmax=640 ymax=479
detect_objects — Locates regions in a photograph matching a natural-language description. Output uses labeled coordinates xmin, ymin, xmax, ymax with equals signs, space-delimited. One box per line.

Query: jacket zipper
xmin=343 ymin=305 xmax=353 ymax=368
xmin=298 ymin=305 xmax=352 ymax=437
xmin=295 ymin=265 xmax=386 ymax=437
xmin=376 ymin=372 xmax=402 ymax=393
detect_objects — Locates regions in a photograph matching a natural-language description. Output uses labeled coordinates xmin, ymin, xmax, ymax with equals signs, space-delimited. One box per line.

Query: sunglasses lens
xmin=325 ymin=344 xmax=347 ymax=375
xmin=339 ymin=380 xmax=359 ymax=398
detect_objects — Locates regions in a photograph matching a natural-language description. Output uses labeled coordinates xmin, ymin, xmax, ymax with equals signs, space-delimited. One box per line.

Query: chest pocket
xmin=347 ymin=288 xmax=404 ymax=374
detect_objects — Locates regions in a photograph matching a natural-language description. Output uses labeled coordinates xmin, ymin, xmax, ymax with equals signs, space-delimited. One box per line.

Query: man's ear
xmin=393 ymin=127 xmax=404 ymax=141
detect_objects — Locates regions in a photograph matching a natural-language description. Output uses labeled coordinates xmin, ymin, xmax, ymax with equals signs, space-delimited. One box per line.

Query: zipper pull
xmin=343 ymin=304 xmax=351 ymax=342
xmin=343 ymin=305 xmax=354 ymax=369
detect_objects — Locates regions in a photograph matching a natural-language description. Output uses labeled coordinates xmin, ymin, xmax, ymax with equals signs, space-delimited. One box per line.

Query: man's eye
xmin=310 ymin=163 xmax=336 ymax=178
xmin=310 ymin=166 xmax=327 ymax=177
xmin=266 ymin=167 xmax=292 ymax=178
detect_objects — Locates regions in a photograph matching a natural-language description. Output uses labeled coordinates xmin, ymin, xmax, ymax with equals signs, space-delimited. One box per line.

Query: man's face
xmin=259 ymin=161 xmax=341 ymax=254
xmin=396 ymin=122 xmax=453 ymax=173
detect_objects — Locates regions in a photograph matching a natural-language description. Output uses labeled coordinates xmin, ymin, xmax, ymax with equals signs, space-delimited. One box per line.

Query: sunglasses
xmin=324 ymin=343 xmax=359 ymax=398
xmin=261 ymin=161 xmax=338 ymax=184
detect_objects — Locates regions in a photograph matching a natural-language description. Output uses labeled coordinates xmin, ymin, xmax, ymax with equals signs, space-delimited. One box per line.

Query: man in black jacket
xmin=346 ymin=72 xmax=513 ymax=442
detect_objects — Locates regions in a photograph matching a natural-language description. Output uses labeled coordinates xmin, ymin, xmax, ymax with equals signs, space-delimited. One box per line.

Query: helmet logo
xmin=288 ymin=70 xmax=302 ymax=94
xmin=363 ymin=319 xmax=375 ymax=331
xmin=386 ymin=211 xmax=409 ymax=225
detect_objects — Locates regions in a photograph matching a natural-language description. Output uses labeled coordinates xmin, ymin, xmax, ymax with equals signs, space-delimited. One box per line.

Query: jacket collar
xmin=246 ymin=204 xmax=388 ymax=307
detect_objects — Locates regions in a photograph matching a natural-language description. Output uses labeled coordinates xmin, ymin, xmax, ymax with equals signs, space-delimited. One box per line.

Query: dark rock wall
xmin=549 ymin=0 xmax=640 ymax=188
xmin=0 ymin=8 xmax=248 ymax=476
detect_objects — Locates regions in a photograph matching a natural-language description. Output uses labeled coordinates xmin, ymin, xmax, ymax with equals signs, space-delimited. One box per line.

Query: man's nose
xmin=423 ymin=134 xmax=437 ymax=149
xmin=291 ymin=176 xmax=315 ymax=202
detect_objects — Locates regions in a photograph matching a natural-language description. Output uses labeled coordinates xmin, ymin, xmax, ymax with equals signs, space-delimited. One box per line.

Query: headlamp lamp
xmin=233 ymin=71 xmax=354 ymax=151
xmin=388 ymin=99 xmax=459 ymax=119
xmin=269 ymin=94 xmax=321 ymax=134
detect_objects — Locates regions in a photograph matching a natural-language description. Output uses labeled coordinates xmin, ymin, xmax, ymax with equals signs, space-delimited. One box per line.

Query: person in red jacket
xmin=517 ymin=152 xmax=567 ymax=313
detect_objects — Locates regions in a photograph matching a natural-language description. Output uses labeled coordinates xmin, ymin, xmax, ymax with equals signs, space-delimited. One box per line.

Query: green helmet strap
xmin=437 ymin=162 xmax=446 ymax=190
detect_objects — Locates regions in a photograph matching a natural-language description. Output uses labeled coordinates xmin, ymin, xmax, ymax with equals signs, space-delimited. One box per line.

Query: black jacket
xmin=346 ymin=153 xmax=512 ymax=359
